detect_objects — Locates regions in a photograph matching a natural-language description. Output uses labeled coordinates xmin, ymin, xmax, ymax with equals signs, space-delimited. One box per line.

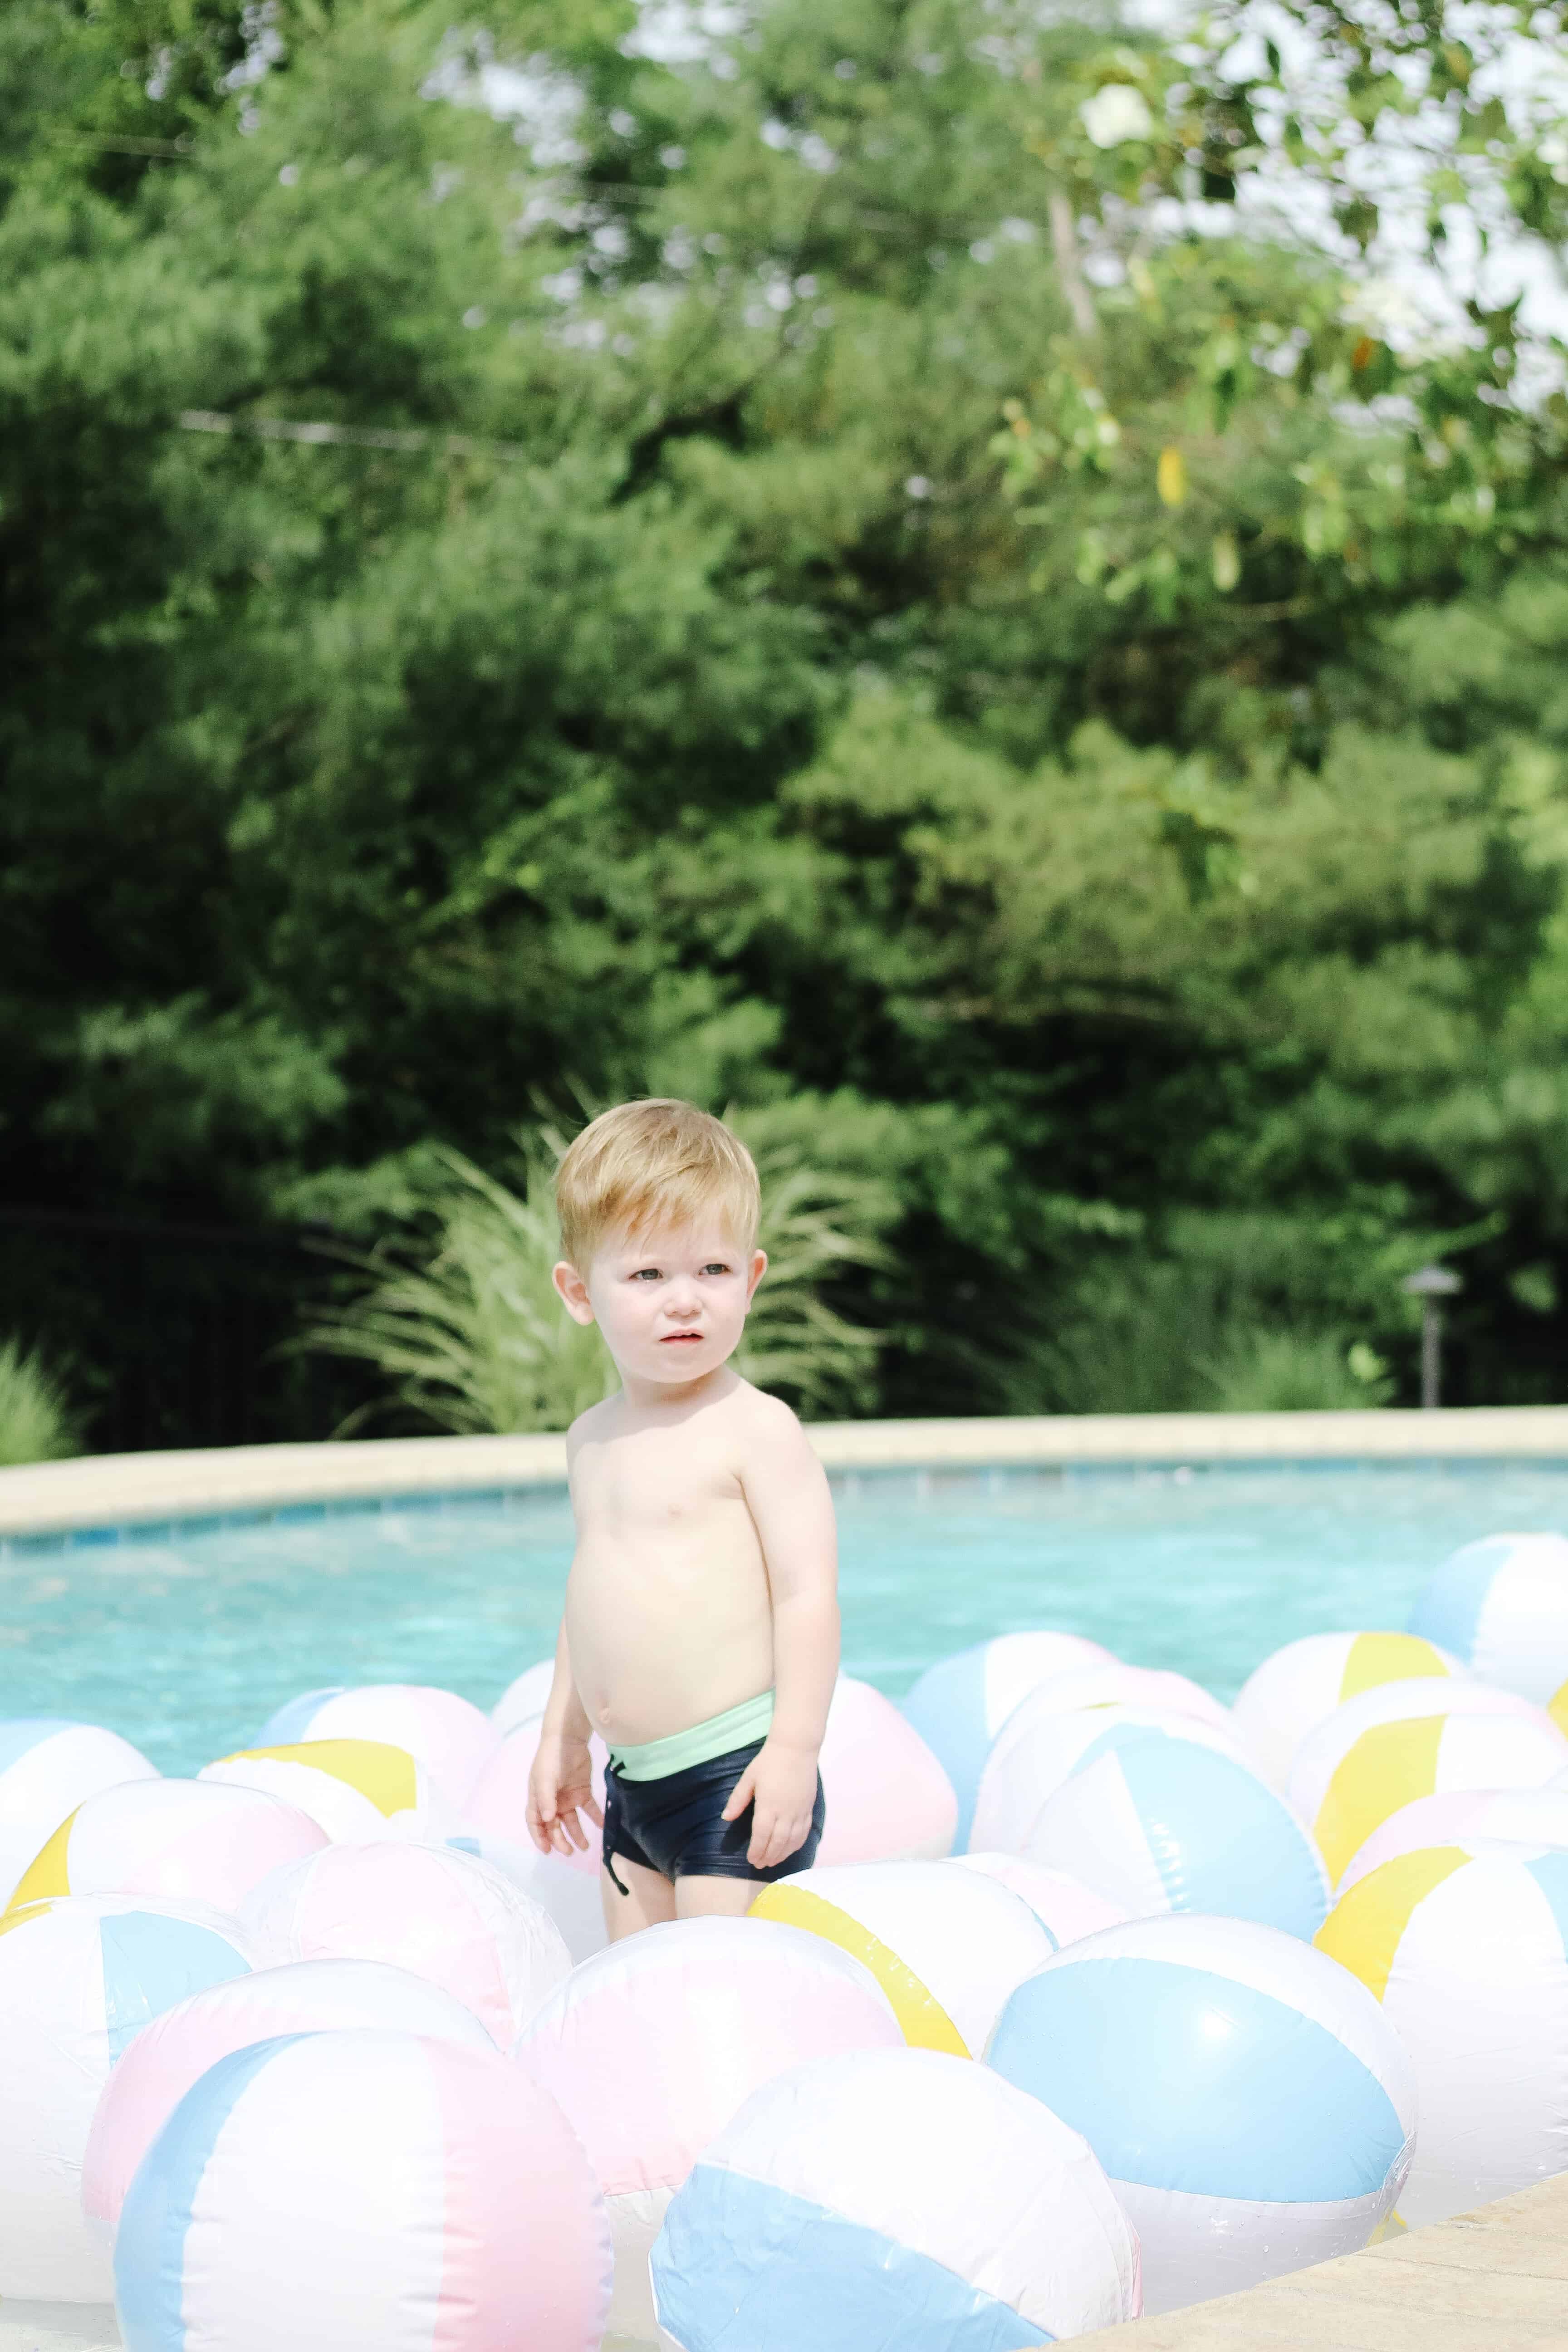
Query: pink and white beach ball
xmin=1338 ymin=1782 xmax=1568 ymax=1891
xmin=446 ymin=1833 xmax=608 ymax=1966
xmin=255 ymin=1685 xmax=500 ymax=1809
xmin=463 ymin=1716 xmax=608 ymax=1872
xmin=4 ymin=1778 xmax=327 ymax=1920
xmin=815 ymin=1677 xmax=958 ymax=1864
xmin=84 ymin=1955 xmax=496 ymax=2235
xmin=113 ymin=2029 xmax=612 ymax=2352
xmin=949 ymin=1852 xmax=1128 ymax=1945
xmin=0 ymin=1894 xmax=251 ymax=2300
xmin=0 ymin=1719 xmax=159 ymax=1909
xmin=517 ymin=1915 xmax=902 ymax=2346
xmin=240 ymin=1840 xmax=570 ymax=2044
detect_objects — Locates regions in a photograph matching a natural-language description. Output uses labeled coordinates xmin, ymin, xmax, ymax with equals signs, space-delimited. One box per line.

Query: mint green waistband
xmin=608 ymin=1691 xmax=775 ymax=1782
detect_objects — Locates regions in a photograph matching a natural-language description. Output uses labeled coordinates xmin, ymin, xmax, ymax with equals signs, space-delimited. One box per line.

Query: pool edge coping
xmin=3 ymin=1406 xmax=1568 ymax=1539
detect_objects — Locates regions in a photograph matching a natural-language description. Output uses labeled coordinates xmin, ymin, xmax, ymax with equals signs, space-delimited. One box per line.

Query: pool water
xmin=3 ymin=1460 xmax=1567 ymax=1776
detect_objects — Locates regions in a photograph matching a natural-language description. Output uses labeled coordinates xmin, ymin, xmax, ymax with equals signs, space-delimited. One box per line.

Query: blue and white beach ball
xmin=900 ymin=1632 xmax=1112 ymax=1847
xmin=114 ymin=2028 xmax=613 ymax=2352
xmin=0 ymin=1718 xmax=158 ymax=1909
xmin=0 ymin=1893 xmax=251 ymax=2301
xmin=985 ymin=1914 xmax=1415 ymax=2313
xmin=1023 ymin=1722 xmax=1330 ymax=1938
xmin=1409 ymin=1532 xmax=1568 ymax=1704
xmin=650 ymin=2046 xmax=1142 ymax=2349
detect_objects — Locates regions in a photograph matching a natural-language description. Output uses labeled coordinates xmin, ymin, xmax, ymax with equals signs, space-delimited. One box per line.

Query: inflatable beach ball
xmin=1319 ymin=1843 xmax=1568 ymax=2224
xmin=0 ymin=1718 xmax=158 ymax=1909
xmin=1410 ymin=1531 xmax=1568 ymax=1704
xmin=1338 ymin=1782 xmax=1568 ymax=1891
xmin=1287 ymin=1678 xmax=1568 ymax=1885
xmin=255 ymin=1683 xmax=500 ymax=1808
xmin=751 ymin=1858 xmax=1054 ymax=2055
xmin=448 ymin=1833 xmax=608 ymax=1965
xmin=0 ymin=1894 xmax=251 ymax=2300
xmin=494 ymin=1658 xmax=557 ymax=1735
xmin=651 ymin=2047 xmax=1141 ymax=2350
xmin=814 ymin=1677 xmax=958 ymax=1864
xmin=517 ymin=1915 xmax=903 ymax=2346
xmin=970 ymin=1700 xmax=1245 ymax=1857
xmin=200 ymin=1738 xmax=447 ymax=1842
xmin=1024 ymin=1722 xmax=1330 ymax=1938
xmin=900 ymin=1631 xmax=1112 ymax=1846
xmin=987 ymin=1913 xmax=1415 ymax=2313
xmin=950 ymin=1852 xmax=1128 ymax=1945
xmin=5 ymin=1777 xmax=327 ymax=1920
xmin=241 ymin=1839 xmax=570 ymax=2044
xmin=464 ymin=1715 xmax=609 ymax=1871
xmin=114 ymin=2029 xmax=612 ymax=2352
xmin=1232 ymin=1632 xmax=1466 ymax=1792
xmin=84 ymin=1954 xmax=496 ymax=2235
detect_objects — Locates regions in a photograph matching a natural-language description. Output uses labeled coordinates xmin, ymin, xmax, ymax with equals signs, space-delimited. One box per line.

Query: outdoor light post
xmin=1401 ymin=1264 xmax=1462 ymax=1410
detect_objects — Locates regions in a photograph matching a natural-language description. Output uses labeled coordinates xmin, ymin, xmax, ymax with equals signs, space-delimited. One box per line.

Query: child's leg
xmin=674 ymin=1875 xmax=760 ymax=1920
xmin=603 ymin=1855 xmax=676 ymax=1942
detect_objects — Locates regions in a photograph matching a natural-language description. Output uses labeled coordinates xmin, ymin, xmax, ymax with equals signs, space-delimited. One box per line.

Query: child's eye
xmin=630 ymin=1267 xmax=662 ymax=1282
xmin=701 ymin=1262 xmax=731 ymax=1276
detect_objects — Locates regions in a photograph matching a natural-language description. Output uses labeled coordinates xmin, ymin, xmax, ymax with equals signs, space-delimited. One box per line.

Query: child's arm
xmin=723 ymin=1403 xmax=840 ymax=1871
xmin=525 ymin=1619 xmax=603 ymax=1858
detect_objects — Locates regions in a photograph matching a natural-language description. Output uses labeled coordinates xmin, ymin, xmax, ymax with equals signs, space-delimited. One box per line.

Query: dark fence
xmin=0 ymin=1205 xmax=378 ymax=1454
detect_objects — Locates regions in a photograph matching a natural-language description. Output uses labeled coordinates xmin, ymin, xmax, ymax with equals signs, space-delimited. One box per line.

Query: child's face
xmin=553 ymin=1217 xmax=765 ymax=1391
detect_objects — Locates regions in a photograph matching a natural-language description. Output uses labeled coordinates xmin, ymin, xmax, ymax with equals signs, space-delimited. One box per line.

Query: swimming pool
xmin=3 ymin=1458 xmax=1567 ymax=1775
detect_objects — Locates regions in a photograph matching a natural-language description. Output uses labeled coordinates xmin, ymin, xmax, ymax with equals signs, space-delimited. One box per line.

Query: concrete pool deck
xmin=4 ymin=2174 xmax=1564 ymax=2350
xmin=3 ymin=1403 xmax=1568 ymax=1538
xmin=1078 ymin=2170 xmax=1568 ymax=2348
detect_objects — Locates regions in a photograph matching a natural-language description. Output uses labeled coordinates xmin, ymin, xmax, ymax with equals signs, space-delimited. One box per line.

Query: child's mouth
xmin=662 ymin=1333 xmax=703 ymax=1343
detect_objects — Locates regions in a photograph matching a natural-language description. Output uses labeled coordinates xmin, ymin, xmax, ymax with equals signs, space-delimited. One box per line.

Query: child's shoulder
xmin=725 ymin=1376 xmax=810 ymax=1452
xmin=564 ymin=1394 xmax=623 ymax=1451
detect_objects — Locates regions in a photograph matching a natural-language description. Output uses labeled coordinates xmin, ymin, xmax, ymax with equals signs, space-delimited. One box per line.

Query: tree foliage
xmin=3 ymin=0 xmax=1568 ymax=1428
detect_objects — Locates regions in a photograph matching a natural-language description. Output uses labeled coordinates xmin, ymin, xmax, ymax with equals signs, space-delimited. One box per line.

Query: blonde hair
xmin=554 ymin=1099 xmax=760 ymax=1270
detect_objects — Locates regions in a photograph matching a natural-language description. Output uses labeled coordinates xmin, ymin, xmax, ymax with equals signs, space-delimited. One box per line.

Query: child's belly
xmin=565 ymin=1534 xmax=775 ymax=1748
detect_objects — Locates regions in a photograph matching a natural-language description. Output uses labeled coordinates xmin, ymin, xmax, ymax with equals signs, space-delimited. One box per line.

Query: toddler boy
xmin=525 ymin=1099 xmax=840 ymax=1937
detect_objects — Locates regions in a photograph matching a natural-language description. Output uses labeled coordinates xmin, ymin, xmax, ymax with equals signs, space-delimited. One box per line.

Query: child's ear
xmin=745 ymin=1249 xmax=768 ymax=1303
xmin=553 ymin=1261 xmax=596 ymax=1325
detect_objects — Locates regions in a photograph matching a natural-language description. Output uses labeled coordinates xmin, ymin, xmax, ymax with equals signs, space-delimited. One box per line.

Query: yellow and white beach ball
xmin=751 ymin=1858 xmax=1054 ymax=2056
xmin=516 ymin=1915 xmax=902 ymax=2346
xmin=199 ymin=1738 xmax=449 ymax=1842
xmin=970 ymin=1699 xmax=1245 ymax=1856
xmin=254 ymin=1683 xmax=501 ymax=1809
xmin=1287 ymin=1678 xmax=1568 ymax=1885
xmin=5 ymin=1778 xmax=328 ymax=1921
xmin=814 ymin=1679 xmax=958 ymax=1865
xmin=0 ymin=1719 xmax=159 ymax=1910
xmin=1318 ymin=1843 xmax=1568 ymax=2224
xmin=1339 ymin=1783 xmax=1568 ymax=1891
xmin=240 ymin=1839 xmax=571 ymax=2045
xmin=1232 ymin=1632 xmax=1466 ymax=1792
xmin=651 ymin=2047 xmax=1141 ymax=2349
xmin=0 ymin=1893 xmax=251 ymax=2299
xmin=1409 ymin=1531 xmax=1568 ymax=1703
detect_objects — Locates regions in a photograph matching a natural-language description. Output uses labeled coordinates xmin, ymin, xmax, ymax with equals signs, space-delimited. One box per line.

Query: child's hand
xmin=525 ymin=1732 xmax=603 ymax=1859
xmin=722 ymin=1738 xmax=819 ymax=1872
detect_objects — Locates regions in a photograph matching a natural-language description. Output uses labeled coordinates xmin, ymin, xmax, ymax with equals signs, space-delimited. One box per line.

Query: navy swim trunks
xmin=602 ymin=1738 xmax=825 ymax=1891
